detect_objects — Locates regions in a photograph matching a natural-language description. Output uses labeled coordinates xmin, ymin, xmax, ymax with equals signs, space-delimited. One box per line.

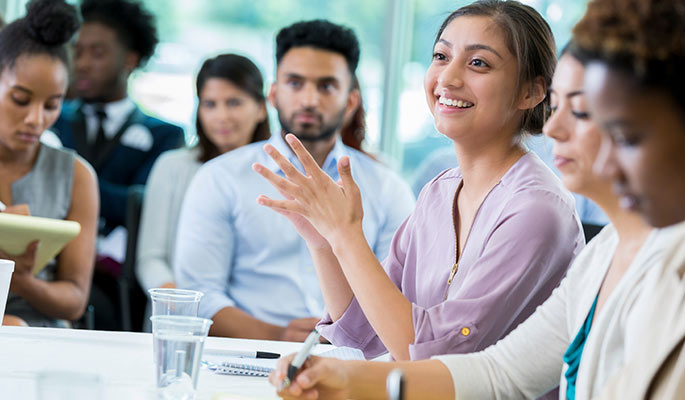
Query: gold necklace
xmin=445 ymin=183 xmax=461 ymax=301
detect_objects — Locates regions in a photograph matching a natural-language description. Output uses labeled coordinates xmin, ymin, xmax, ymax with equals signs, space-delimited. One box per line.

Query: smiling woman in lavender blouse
xmin=253 ymin=0 xmax=584 ymax=363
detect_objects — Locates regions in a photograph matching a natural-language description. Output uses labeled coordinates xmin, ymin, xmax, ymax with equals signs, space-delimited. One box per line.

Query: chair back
xmin=118 ymin=185 xmax=146 ymax=331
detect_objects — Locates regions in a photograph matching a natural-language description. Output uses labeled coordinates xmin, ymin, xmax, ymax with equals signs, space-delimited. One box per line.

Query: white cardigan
xmin=136 ymin=147 xmax=202 ymax=291
xmin=597 ymin=221 xmax=685 ymax=399
xmin=435 ymin=224 xmax=673 ymax=399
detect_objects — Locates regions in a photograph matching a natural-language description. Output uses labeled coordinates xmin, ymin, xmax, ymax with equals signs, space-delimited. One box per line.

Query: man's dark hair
xmin=80 ymin=0 xmax=158 ymax=67
xmin=275 ymin=19 xmax=360 ymax=74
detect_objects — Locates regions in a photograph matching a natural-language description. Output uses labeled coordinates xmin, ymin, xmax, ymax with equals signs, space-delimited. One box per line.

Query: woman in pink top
xmin=254 ymin=0 xmax=583 ymax=361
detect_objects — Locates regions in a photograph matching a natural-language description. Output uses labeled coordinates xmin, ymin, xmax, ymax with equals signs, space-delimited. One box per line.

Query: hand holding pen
xmin=279 ymin=329 xmax=320 ymax=390
xmin=270 ymin=329 xmax=372 ymax=399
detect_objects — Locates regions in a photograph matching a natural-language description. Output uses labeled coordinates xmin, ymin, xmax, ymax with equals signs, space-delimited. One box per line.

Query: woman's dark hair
xmin=0 ymin=0 xmax=80 ymax=73
xmin=80 ymin=0 xmax=158 ymax=68
xmin=571 ymin=0 xmax=685 ymax=116
xmin=340 ymin=76 xmax=366 ymax=152
xmin=435 ymin=0 xmax=556 ymax=135
xmin=195 ymin=54 xmax=270 ymax=162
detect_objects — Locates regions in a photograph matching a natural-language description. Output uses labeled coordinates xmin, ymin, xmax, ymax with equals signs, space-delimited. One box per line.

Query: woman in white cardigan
xmin=135 ymin=54 xmax=270 ymax=292
xmin=267 ymin=48 xmax=674 ymax=399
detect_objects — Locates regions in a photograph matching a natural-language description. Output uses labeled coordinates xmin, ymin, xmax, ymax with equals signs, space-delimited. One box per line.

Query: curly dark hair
xmin=572 ymin=0 xmax=685 ymax=115
xmin=80 ymin=0 xmax=158 ymax=68
xmin=195 ymin=54 xmax=271 ymax=162
xmin=0 ymin=0 xmax=80 ymax=72
xmin=436 ymin=0 xmax=556 ymax=135
xmin=276 ymin=19 xmax=360 ymax=75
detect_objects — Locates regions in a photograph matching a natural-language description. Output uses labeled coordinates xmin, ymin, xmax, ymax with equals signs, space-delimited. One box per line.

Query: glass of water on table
xmin=148 ymin=288 xmax=203 ymax=317
xmin=150 ymin=315 xmax=213 ymax=400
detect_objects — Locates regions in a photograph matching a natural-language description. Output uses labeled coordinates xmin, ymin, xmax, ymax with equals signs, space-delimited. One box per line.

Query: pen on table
xmin=279 ymin=329 xmax=321 ymax=390
xmin=205 ymin=348 xmax=281 ymax=359
xmin=0 ymin=200 xmax=6 ymax=212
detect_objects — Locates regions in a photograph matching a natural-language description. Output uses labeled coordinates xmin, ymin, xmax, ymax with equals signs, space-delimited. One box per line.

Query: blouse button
xmin=461 ymin=327 xmax=471 ymax=336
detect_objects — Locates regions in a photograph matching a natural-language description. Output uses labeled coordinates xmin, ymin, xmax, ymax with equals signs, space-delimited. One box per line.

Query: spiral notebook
xmin=203 ymin=347 xmax=364 ymax=377
xmin=203 ymin=354 xmax=277 ymax=377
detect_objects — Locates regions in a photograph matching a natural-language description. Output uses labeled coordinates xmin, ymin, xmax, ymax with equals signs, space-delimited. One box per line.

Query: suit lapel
xmin=70 ymin=104 xmax=92 ymax=164
xmin=91 ymin=107 xmax=144 ymax=171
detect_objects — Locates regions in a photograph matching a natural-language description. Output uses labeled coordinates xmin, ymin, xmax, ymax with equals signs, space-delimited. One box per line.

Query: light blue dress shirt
xmin=174 ymin=134 xmax=415 ymax=326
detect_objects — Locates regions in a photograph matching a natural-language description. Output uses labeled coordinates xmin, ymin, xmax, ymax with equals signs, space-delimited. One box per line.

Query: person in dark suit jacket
xmin=52 ymin=0 xmax=183 ymax=235
xmin=51 ymin=0 xmax=182 ymax=331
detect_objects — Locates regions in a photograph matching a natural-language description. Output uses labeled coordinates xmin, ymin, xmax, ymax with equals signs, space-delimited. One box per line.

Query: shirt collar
xmin=263 ymin=132 xmax=348 ymax=176
xmin=82 ymin=97 xmax=136 ymax=125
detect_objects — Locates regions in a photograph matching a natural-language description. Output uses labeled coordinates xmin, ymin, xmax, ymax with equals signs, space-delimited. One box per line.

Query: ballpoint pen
xmin=279 ymin=329 xmax=320 ymax=390
xmin=204 ymin=348 xmax=281 ymax=359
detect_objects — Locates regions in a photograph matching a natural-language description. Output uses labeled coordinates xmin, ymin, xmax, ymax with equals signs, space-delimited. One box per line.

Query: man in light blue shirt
xmin=175 ymin=20 xmax=414 ymax=341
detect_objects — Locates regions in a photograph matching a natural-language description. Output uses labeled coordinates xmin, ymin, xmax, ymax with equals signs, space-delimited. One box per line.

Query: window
xmin=394 ymin=0 xmax=589 ymax=187
xmin=131 ymin=0 xmax=390 ymax=147
xmin=3 ymin=0 xmax=589 ymax=180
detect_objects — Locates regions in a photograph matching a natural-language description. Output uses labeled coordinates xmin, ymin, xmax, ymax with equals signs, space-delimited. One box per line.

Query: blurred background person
xmin=175 ymin=20 xmax=415 ymax=341
xmin=53 ymin=0 xmax=183 ymax=240
xmin=50 ymin=0 xmax=183 ymax=331
xmin=136 ymin=53 xmax=269 ymax=294
xmin=0 ymin=0 xmax=98 ymax=327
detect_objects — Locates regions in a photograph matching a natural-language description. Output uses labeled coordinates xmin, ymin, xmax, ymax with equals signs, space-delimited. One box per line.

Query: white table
xmin=0 ymin=326 xmax=333 ymax=399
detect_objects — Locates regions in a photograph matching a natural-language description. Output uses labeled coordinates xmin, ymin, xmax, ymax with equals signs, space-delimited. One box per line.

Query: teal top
xmin=563 ymin=296 xmax=598 ymax=400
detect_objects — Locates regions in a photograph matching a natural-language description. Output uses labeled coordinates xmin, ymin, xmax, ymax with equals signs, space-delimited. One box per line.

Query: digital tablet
xmin=0 ymin=213 xmax=81 ymax=275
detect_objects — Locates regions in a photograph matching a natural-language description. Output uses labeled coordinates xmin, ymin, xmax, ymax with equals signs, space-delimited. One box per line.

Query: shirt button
xmin=461 ymin=327 xmax=471 ymax=336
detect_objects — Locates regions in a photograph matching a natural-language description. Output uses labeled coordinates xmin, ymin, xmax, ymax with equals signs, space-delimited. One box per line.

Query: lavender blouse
xmin=318 ymin=152 xmax=585 ymax=360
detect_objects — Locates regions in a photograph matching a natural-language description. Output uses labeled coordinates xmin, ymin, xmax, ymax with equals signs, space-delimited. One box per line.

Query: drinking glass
xmin=148 ymin=288 xmax=203 ymax=317
xmin=0 ymin=259 xmax=14 ymax=321
xmin=150 ymin=315 xmax=213 ymax=400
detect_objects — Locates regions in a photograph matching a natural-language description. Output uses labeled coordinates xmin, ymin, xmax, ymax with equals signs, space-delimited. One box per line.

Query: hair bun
xmin=25 ymin=0 xmax=80 ymax=46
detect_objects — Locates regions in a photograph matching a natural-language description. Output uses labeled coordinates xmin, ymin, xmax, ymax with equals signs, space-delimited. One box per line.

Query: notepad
xmin=202 ymin=346 xmax=365 ymax=378
xmin=0 ymin=213 xmax=81 ymax=275
xmin=318 ymin=346 xmax=365 ymax=360
xmin=204 ymin=356 xmax=277 ymax=377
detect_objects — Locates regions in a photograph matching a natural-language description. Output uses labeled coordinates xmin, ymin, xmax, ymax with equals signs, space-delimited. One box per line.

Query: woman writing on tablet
xmin=0 ymin=0 xmax=98 ymax=327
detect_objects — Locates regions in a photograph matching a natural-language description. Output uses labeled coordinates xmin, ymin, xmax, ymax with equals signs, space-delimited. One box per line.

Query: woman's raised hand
xmin=252 ymin=134 xmax=364 ymax=248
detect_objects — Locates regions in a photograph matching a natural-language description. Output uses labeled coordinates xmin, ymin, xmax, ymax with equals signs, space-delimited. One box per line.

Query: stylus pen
xmin=0 ymin=200 xmax=6 ymax=212
xmin=279 ymin=329 xmax=320 ymax=390
xmin=205 ymin=349 xmax=281 ymax=359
